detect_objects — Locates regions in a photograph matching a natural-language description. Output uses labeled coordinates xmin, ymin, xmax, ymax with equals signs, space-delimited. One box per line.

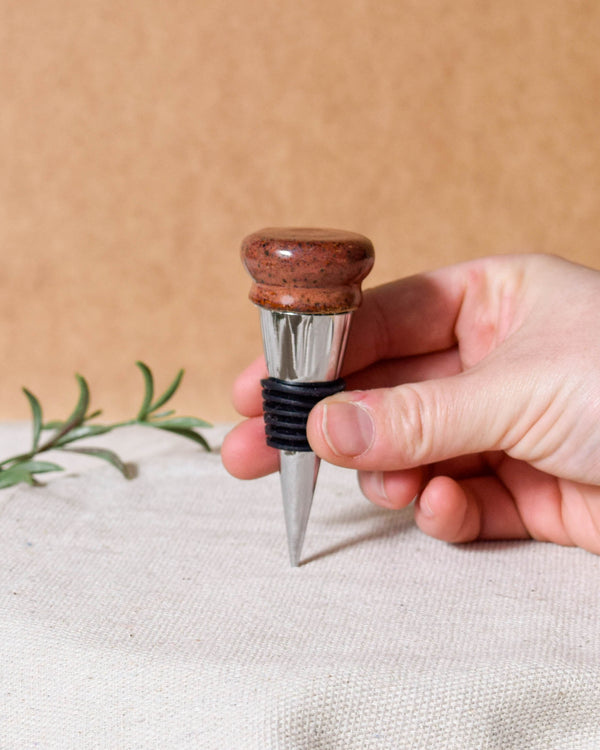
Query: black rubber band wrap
xmin=261 ymin=377 xmax=346 ymax=451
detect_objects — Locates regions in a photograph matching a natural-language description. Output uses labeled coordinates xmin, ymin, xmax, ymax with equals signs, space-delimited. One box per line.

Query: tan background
xmin=1 ymin=0 xmax=599 ymax=423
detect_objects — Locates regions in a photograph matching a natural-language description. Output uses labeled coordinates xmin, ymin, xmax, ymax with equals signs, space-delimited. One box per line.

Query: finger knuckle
xmin=389 ymin=384 xmax=432 ymax=466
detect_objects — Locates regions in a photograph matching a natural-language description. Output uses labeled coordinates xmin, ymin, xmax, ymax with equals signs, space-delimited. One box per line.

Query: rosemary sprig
xmin=0 ymin=362 xmax=211 ymax=489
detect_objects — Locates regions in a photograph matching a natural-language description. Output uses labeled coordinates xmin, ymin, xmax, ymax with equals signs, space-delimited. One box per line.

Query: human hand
xmin=222 ymin=254 xmax=600 ymax=554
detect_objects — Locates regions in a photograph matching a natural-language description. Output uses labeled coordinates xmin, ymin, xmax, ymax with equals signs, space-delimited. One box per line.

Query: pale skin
xmin=222 ymin=254 xmax=600 ymax=554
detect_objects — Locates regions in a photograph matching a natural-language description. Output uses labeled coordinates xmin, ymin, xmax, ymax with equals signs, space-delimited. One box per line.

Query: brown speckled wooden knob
xmin=241 ymin=227 xmax=375 ymax=314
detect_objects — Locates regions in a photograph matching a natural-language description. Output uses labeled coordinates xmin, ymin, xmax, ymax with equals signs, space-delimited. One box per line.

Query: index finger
xmin=340 ymin=262 xmax=469 ymax=375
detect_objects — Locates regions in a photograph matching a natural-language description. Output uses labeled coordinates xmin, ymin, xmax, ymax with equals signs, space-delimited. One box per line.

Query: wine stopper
xmin=241 ymin=227 xmax=374 ymax=566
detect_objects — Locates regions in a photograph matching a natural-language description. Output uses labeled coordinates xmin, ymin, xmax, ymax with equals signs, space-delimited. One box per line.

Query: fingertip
xmin=358 ymin=471 xmax=391 ymax=509
xmin=232 ymin=356 xmax=267 ymax=417
xmin=358 ymin=468 xmax=424 ymax=510
xmin=415 ymin=476 xmax=480 ymax=543
xmin=221 ymin=418 xmax=279 ymax=479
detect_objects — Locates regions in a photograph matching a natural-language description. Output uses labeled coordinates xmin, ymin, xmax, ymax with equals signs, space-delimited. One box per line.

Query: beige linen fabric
xmin=0 ymin=424 xmax=599 ymax=749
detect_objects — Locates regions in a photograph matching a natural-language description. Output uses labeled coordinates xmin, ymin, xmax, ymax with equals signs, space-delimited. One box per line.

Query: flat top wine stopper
xmin=242 ymin=227 xmax=374 ymax=566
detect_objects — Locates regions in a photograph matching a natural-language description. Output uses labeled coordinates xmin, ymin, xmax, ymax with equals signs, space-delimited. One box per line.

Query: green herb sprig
xmin=0 ymin=362 xmax=211 ymax=489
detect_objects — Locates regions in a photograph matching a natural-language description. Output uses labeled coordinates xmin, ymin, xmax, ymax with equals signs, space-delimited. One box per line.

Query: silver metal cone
xmin=280 ymin=451 xmax=320 ymax=566
xmin=259 ymin=309 xmax=352 ymax=566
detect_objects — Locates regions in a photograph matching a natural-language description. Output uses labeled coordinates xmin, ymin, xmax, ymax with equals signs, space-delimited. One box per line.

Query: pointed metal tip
xmin=285 ymin=488 xmax=306 ymax=566
xmin=287 ymin=518 xmax=308 ymax=568
xmin=288 ymin=547 xmax=302 ymax=568
xmin=280 ymin=451 xmax=320 ymax=569
xmin=286 ymin=514 xmax=304 ymax=566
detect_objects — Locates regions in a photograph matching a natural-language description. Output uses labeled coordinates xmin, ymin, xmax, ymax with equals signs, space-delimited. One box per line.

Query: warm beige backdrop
xmin=1 ymin=1 xmax=599 ymax=422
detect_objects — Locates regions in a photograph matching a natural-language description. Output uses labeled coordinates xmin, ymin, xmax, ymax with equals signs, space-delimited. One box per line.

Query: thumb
xmin=306 ymin=368 xmax=523 ymax=471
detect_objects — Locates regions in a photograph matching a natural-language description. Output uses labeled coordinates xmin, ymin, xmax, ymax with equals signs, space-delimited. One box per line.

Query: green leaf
xmin=84 ymin=409 xmax=103 ymax=421
xmin=63 ymin=374 xmax=90 ymax=429
xmin=63 ymin=447 xmax=132 ymax=478
xmin=152 ymin=416 xmax=212 ymax=429
xmin=54 ymin=424 xmax=112 ymax=447
xmin=22 ymin=388 xmax=43 ymax=451
xmin=42 ymin=420 xmax=64 ymax=431
xmin=149 ymin=409 xmax=176 ymax=420
xmin=148 ymin=368 xmax=184 ymax=414
xmin=0 ymin=461 xmax=63 ymax=489
xmin=136 ymin=361 xmax=154 ymax=420
xmin=0 ymin=467 xmax=36 ymax=488
xmin=8 ymin=460 xmax=63 ymax=474
xmin=158 ymin=426 xmax=211 ymax=451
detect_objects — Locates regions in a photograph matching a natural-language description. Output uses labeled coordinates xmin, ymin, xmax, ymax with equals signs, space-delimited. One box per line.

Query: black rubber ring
xmin=261 ymin=376 xmax=345 ymax=451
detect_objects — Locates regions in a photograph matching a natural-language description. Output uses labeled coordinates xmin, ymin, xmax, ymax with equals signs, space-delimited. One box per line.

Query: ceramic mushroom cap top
xmin=241 ymin=227 xmax=375 ymax=314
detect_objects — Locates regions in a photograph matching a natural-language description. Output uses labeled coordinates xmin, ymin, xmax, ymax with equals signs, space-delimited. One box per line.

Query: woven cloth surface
xmin=0 ymin=423 xmax=599 ymax=749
